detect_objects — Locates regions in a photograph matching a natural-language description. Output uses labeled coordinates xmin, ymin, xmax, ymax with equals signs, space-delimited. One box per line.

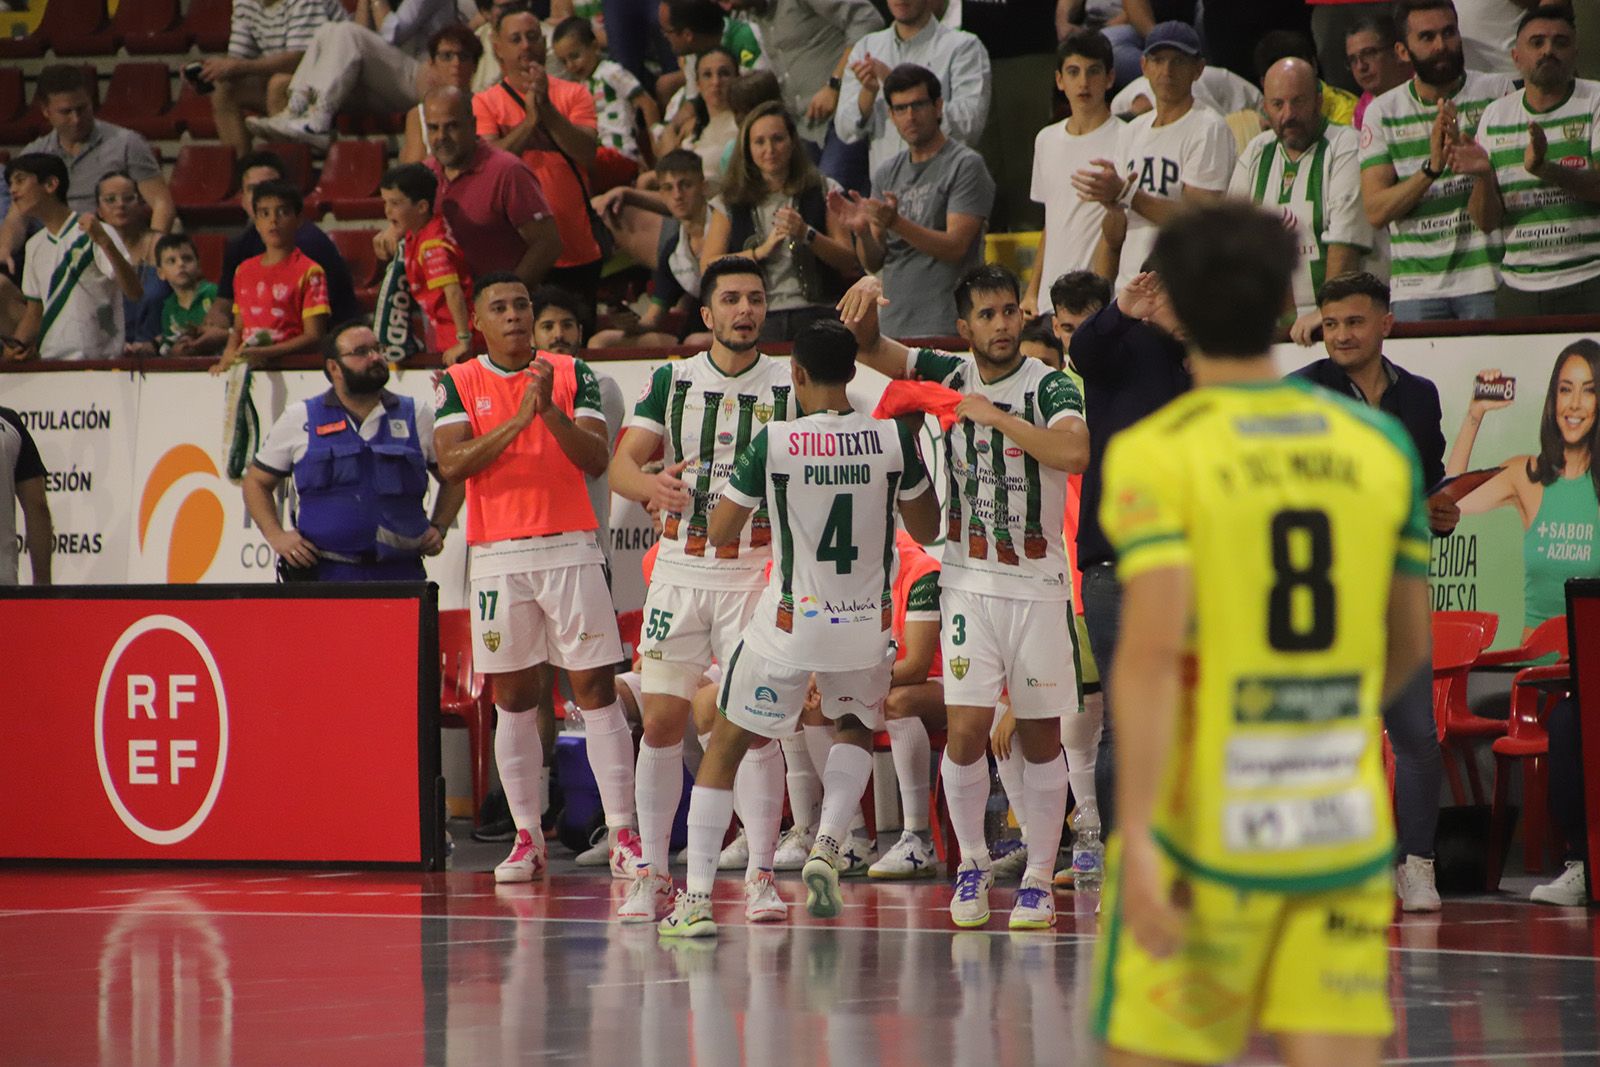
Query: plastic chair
xmin=0 ymin=0 xmax=113 ymax=58
xmin=330 ymin=229 xmax=382 ymax=311
xmin=169 ymin=144 xmax=241 ymax=226
xmin=259 ymin=141 xmax=316 ymax=194
xmin=1473 ymin=614 xmax=1569 ymax=669
xmin=185 ymin=0 xmax=235 ymax=52
xmin=1435 ymin=609 xmax=1499 ymax=649
xmin=1432 ymin=616 xmax=1499 ymax=804
xmin=171 ymin=80 xmax=220 ymax=140
xmin=309 ymin=140 xmax=387 ymax=220
xmin=439 ymin=609 xmax=493 ymax=825
xmin=116 ymin=0 xmax=190 ymax=54
xmin=189 ymin=232 xmax=227 ymax=288
xmin=1484 ymin=663 xmax=1572 ymax=890
xmin=617 ymin=609 xmax=643 ymax=663
xmin=98 ymin=63 xmax=179 ymax=141
xmin=0 ymin=68 xmax=42 ymax=145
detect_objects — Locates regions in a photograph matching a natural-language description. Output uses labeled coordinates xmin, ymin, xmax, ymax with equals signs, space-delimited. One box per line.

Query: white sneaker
xmin=493 ymin=829 xmax=546 ymax=883
xmin=803 ymin=836 xmax=844 ymax=919
xmin=718 ymin=828 xmax=750 ymax=870
xmin=244 ymin=112 xmax=331 ymax=151
xmin=989 ymin=838 xmax=1029 ymax=881
xmin=1531 ymin=861 xmax=1588 ymax=906
xmin=950 ymin=858 xmax=994 ymax=928
xmin=658 ymin=891 xmax=717 ymax=938
xmin=611 ymin=828 xmax=643 ymax=879
xmin=574 ymin=826 xmax=610 ymax=866
xmin=772 ymin=825 xmax=815 ymax=871
xmin=837 ymin=830 xmax=874 ymax=877
xmin=1396 ymin=854 xmax=1441 ymax=912
xmin=617 ymin=865 xmax=674 ymax=923
xmin=1008 ymin=874 xmax=1056 ymax=930
xmin=744 ymin=869 xmax=788 ymax=923
xmin=869 ymin=830 xmax=938 ymax=880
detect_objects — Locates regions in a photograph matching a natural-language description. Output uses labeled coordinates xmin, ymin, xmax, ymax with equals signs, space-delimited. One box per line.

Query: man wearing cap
xmin=1071 ymin=21 xmax=1236 ymax=291
xmin=243 ymin=320 xmax=464 ymax=582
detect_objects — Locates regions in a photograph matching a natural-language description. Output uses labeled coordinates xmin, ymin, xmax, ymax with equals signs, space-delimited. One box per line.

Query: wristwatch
xmin=827 ymin=75 xmax=842 ymax=91
xmin=804 ymin=225 xmax=818 ymax=245
xmin=1420 ymin=159 xmax=1442 ymax=180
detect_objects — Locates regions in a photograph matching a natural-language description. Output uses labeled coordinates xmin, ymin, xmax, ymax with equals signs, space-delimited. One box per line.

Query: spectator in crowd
xmin=1345 ymin=13 xmax=1411 ymax=129
xmin=1229 ymin=57 xmax=1371 ymax=345
xmin=552 ymin=17 xmax=661 ymax=191
xmin=1073 ymin=21 xmax=1236 ymax=291
xmin=420 ymin=86 xmax=563 ymax=288
xmin=653 ymin=47 xmax=741 ymax=187
xmin=378 ymin=163 xmax=475 ymax=363
xmin=94 ymin=172 xmax=167 ymax=350
xmin=1252 ymin=29 xmax=1359 ymax=127
xmin=722 ymin=0 xmax=884 ymax=195
xmin=475 ymin=4 xmax=606 ymax=307
xmin=401 ymin=23 xmax=485 ymax=164
xmin=1455 ymin=6 xmax=1600 ymax=318
xmin=835 ymin=0 xmax=991 ymax=180
xmin=833 ymin=63 xmax=994 ymax=339
xmin=247 ymin=0 xmax=464 ymax=150
xmin=153 ymin=234 xmax=222 ymax=358
xmin=1359 ymin=0 xmax=1513 ymax=322
xmin=470 ymin=0 xmax=512 ymax=92
xmin=2 ymin=154 xmax=141 ymax=363
xmin=1457 ymin=0 xmax=1525 ymax=76
xmin=1111 ymin=57 xmax=1262 ymax=118
xmin=1 ymin=403 xmax=51 ymax=586
xmin=244 ymin=319 xmax=463 ymax=581
xmin=1018 ymin=313 xmax=1066 ymax=369
xmin=204 ymin=151 xmax=362 ymax=348
xmin=203 ymin=0 xmax=347 ymax=155
xmin=1047 ymin=267 xmax=1112 ymax=348
xmin=1024 ymin=31 xmax=1121 ymax=318
xmin=210 ymin=181 xmax=332 ymax=373
xmin=655 ymin=0 xmax=761 ymax=112
xmin=1307 ymin=0 xmax=1389 ymax=95
xmin=701 ymin=101 xmax=858 ymax=341
xmin=1058 ymin=0 xmax=1158 ymax=89
xmin=0 ymin=66 xmax=174 ymax=271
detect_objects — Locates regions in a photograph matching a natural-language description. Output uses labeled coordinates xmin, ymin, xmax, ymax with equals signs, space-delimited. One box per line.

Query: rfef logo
xmin=94 ymin=615 xmax=230 ymax=845
xmin=138 ymin=445 xmax=225 ymax=583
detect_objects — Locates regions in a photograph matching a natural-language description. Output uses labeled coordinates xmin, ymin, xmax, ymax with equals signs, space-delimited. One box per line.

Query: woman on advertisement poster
xmin=1446 ymin=339 xmax=1600 ymax=638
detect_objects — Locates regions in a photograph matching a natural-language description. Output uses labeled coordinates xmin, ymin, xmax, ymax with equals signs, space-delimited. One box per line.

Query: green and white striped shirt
xmin=1475 ymin=79 xmax=1600 ymax=292
xmin=585 ymin=59 xmax=646 ymax=160
xmin=1360 ymin=72 xmax=1515 ymax=299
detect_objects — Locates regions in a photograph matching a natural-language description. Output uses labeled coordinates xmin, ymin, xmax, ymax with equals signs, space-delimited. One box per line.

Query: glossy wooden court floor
xmin=3 ymin=839 xmax=1598 ymax=1066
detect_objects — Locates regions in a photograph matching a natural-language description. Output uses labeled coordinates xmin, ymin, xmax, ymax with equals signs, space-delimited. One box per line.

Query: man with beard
xmin=1455 ymin=6 xmax=1600 ymax=317
xmin=243 ymin=320 xmax=465 ymax=583
xmin=841 ymin=264 xmax=1090 ymax=930
xmin=1358 ymin=0 xmax=1513 ymax=322
xmin=608 ymin=256 xmax=797 ymax=926
xmin=1230 ymin=57 xmax=1372 ymax=346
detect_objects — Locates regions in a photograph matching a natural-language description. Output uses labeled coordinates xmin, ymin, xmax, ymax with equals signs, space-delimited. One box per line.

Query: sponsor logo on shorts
xmin=753 ymin=686 xmax=779 ymax=704
xmin=482 ymin=631 xmax=502 ymax=653
xmin=642 ymin=649 xmax=663 ymax=659
xmin=949 ymin=656 xmax=970 ymax=680
xmin=578 ymin=631 xmax=604 ymax=641
xmin=1146 ymin=974 xmax=1242 ymax=1029
xmin=1043 ymin=574 xmax=1064 ymax=586
xmin=1025 ymin=677 xmax=1055 ymax=688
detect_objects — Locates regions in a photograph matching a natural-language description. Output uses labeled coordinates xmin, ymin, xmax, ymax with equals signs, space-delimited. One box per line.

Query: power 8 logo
xmin=94 ymin=615 xmax=230 ymax=845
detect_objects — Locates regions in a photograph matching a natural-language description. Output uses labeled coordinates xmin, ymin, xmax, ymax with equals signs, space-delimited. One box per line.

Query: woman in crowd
xmin=400 ymin=25 xmax=484 ymax=165
xmin=654 ymin=47 xmax=739 ymax=192
xmin=95 ymin=171 xmax=165 ymax=351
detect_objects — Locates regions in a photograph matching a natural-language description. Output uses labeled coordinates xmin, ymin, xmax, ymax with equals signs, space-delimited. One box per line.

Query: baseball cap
xmin=1143 ymin=21 xmax=1203 ymax=57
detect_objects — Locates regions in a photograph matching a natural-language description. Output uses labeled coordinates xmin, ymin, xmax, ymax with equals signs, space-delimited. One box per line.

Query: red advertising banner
xmin=0 ymin=585 xmax=443 ymax=867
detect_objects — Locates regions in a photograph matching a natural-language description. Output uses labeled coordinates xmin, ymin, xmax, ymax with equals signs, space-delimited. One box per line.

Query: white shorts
xmin=636 ymin=581 xmax=763 ymax=694
xmin=940 ymin=586 xmax=1081 ymax=719
xmin=719 ymin=640 xmax=895 ymax=740
xmin=470 ymin=564 xmax=624 ymax=674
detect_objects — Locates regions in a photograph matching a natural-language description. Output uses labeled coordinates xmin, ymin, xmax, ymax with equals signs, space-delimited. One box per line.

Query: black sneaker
xmin=471 ymin=816 xmax=516 ymax=843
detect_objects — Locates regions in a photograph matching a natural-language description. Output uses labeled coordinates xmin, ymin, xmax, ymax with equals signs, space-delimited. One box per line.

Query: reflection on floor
xmin=2 ymin=847 xmax=1598 ymax=1066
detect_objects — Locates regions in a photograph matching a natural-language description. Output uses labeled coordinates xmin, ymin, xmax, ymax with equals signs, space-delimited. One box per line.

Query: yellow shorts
xmin=1092 ymin=838 xmax=1394 ymax=1064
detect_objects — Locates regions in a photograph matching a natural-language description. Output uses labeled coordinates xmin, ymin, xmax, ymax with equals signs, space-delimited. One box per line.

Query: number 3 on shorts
xmin=950 ymin=613 xmax=966 ymax=645
xmin=646 ymin=608 xmax=674 ymax=640
xmin=477 ymin=589 xmax=498 ymax=621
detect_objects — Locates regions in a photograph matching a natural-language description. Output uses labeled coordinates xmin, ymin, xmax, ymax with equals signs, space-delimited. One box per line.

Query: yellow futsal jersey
xmin=1100 ymin=378 xmax=1430 ymax=890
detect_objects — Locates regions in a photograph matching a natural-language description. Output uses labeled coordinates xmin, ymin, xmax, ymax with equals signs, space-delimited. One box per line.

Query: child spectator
xmin=378 ymin=163 xmax=475 ymax=363
xmin=154 ymin=234 xmax=221 ymax=358
xmin=210 ymin=180 xmax=330 ymax=374
xmin=551 ymin=17 xmax=660 ymax=192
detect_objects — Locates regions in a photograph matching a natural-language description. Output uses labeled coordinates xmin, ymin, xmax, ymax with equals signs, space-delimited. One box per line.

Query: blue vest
xmin=292 ymin=390 xmax=430 ymax=563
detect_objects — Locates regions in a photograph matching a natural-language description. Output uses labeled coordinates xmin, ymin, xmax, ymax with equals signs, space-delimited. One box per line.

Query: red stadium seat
xmin=116 ymin=0 xmax=191 ymax=54
xmin=98 ymin=63 xmax=179 ymax=141
xmin=1485 ymin=663 xmax=1571 ymax=891
xmin=260 ymin=141 xmax=316 ymax=194
xmin=331 ymin=228 xmax=382 ymax=310
xmin=310 ymin=140 xmax=387 ymax=220
xmin=439 ymin=609 xmax=494 ymax=825
xmin=1431 ymin=616 xmax=1499 ymax=805
xmin=0 ymin=69 xmax=43 ymax=145
xmin=0 ymin=0 xmax=113 ymax=58
xmin=171 ymin=80 xmax=220 ymax=140
xmin=170 ymin=143 xmax=242 ymax=226
xmin=189 ymin=232 xmax=228 ymax=289
xmin=185 ymin=0 xmax=234 ymax=53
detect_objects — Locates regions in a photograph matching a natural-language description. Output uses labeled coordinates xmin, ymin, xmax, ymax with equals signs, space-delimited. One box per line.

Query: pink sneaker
xmin=610 ymin=827 xmax=643 ymax=879
xmin=494 ymin=829 xmax=546 ymax=883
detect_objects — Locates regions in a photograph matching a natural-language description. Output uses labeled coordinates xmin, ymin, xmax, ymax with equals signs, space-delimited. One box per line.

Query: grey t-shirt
xmin=22 ymin=121 xmax=162 ymax=217
xmin=1 ymin=406 xmax=47 ymax=586
xmin=872 ymin=138 xmax=995 ymax=338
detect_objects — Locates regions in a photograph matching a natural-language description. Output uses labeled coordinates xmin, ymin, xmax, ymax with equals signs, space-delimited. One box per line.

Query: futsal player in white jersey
xmin=659 ymin=319 xmax=940 ymax=937
xmin=841 ymin=264 xmax=1091 ymax=929
xmin=609 ymin=257 xmax=797 ymax=924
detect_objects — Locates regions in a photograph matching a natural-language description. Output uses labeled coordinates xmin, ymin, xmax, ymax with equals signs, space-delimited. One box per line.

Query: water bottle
xmin=984 ymin=765 xmax=1012 ymax=848
xmin=1071 ymin=803 xmax=1103 ymax=892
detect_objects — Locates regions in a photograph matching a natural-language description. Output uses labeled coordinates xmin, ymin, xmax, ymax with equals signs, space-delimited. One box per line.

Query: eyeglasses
xmin=1347 ymin=46 xmax=1386 ymax=67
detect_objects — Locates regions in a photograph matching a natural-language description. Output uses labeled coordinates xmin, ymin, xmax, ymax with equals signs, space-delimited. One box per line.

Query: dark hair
xmin=552 ymin=15 xmax=596 ymax=45
xmin=663 ymin=0 xmax=725 ymax=36
xmin=474 ymin=271 xmax=529 ymax=300
xmin=1319 ymin=271 xmax=1391 ymax=310
xmin=1346 ymin=12 xmax=1400 ymax=48
xmin=723 ymin=100 xmax=823 ymax=207
xmin=530 ymin=284 xmax=588 ymax=333
xmin=35 ymin=64 xmax=90 ymax=103
xmin=379 ymin=162 xmax=438 ymax=206
xmin=699 ymin=255 xmax=765 ymax=305
xmin=1049 ymin=270 xmax=1111 ymax=315
xmin=656 ymin=148 xmax=704 ymax=179
xmin=1253 ymin=29 xmax=1318 ymax=82
xmin=250 ymin=179 xmax=303 ymax=215
xmin=1529 ymin=339 xmax=1600 ymax=495
xmin=1020 ymin=316 xmax=1064 ymax=359
xmin=429 ymin=22 xmax=484 ymax=63
xmin=695 ymin=45 xmax=738 ymax=81
xmin=1151 ymin=202 xmax=1297 ymax=358
xmin=729 ymin=69 xmax=783 ymax=122
xmin=791 ymin=319 xmax=857 ymax=383
xmin=883 ymin=63 xmax=941 ymax=103
xmin=321 ymin=319 xmax=374 ymax=364
xmin=492 ymin=1 xmax=536 ymax=30
xmin=953 ymin=264 xmax=1021 ymax=321
xmin=236 ymin=149 xmax=287 ymax=184
xmin=1393 ymin=0 xmax=1457 ymax=39
xmin=154 ymin=232 xmax=197 ymax=262
xmin=1057 ymin=28 xmax=1115 ymax=72
xmin=6 ymin=153 xmax=70 ymax=202
xmin=95 ymin=169 xmax=137 ymax=198
xmin=1518 ymin=3 xmax=1577 ymax=36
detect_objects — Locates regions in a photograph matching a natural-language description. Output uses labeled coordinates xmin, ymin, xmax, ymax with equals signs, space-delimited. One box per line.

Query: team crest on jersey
xmin=1566 ymin=119 xmax=1588 ymax=143
xmin=476 ymin=396 xmax=492 ymax=413
xmin=754 ymin=403 xmax=773 ymax=422
xmin=949 ymin=657 xmax=970 ymax=680
xmin=433 ymin=382 xmax=448 ymax=409
xmin=482 ymin=631 xmax=502 ymax=653
xmin=272 ymin=283 xmax=291 ymax=302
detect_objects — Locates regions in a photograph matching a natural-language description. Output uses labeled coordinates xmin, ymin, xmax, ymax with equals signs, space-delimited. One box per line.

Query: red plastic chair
xmin=309 ymin=140 xmax=387 ymax=220
xmin=1485 ymin=662 xmax=1571 ymax=890
xmin=0 ymin=68 xmax=42 ymax=145
xmin=171 ymin=80 xmax=220 ymax=140
xmin=259 ymin=141 xmax=316 ymax=194
xmin=330 ymin=229 xmax=382 ymax=310
xmin=1473 ymin=614 xmax=1569 ymax=670
xmin=186 ymin=0 xmax=235 ymax=53
xmin=115 ymin=0 xmax=190 ymax=54
xmin=98 ymin=63 xmax=179 ymax=141
xmin=439 ymin=609 xmax=493 ymax=825
xmin=1432 ymin=615 xmax=1502 ymax=804
xmin=1435 ymin=609 xmax=1499 ymax=648
xmin=617 ymin=609 xmax=644 ymax=663
xmin=189 ymin=232 xmax=227 ymax=288
xmin=0 ymin=0 xmax=113 ymax=58
xmin=170 ymin=144 xmax=241 ymax=226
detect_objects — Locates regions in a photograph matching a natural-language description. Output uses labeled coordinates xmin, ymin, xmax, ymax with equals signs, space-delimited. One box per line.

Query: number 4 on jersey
xmin=818 ymin=494 xmax=859 ymax=575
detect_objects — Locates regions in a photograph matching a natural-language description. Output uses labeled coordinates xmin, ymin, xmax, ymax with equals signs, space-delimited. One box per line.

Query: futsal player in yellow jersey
xmin=1092 ymin=203 xmax=1433 ymax=1067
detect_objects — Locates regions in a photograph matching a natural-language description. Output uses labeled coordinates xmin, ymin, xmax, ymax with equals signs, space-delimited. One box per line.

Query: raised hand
xmin=1117 ymin=271 xmax=1164 ymax=320
xmin=836 ymin=274 xmax=887 ymax=324
xmin=1525 ymin=121 xmax=1549 ymax=176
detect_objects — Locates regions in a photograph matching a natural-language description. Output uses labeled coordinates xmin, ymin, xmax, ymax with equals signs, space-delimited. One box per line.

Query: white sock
xmin=494 ymin=708 xmax=544 ymax=841
xmin=737 ymin=742 xmax=785 ymax=878
xmin=940 ymin=753 xmax=990 ymax=866
xmin=538 ymin=766 xmax=550 ymax=820
xmin=285 ymin=88 xmax=309 ymax=116
xmin=1062 ymin=697 xmax=1103 ymax=814
xmin=885 ymin=717 xmax=931 ymax=833
xmin=818 ymin=744 xmax=875 ymax=845
xmin=635 ymin=741 xmax=683 ymax=872
xmin=781 ymin=733 xmax=822 ymax=830
xmin=996 ymin=747 xmax=1027 ymax=838
xmin=697 ymin=731 xmax=714 ymax=753
xmin=1022 ymin=752 xmax=1070 ymax=884
xmin=686 ymin=785 xmax=734 ymax=896
xmin=581 ymin=699 xmax=636 ymax=830
xmin=802 ymin=724 xmax=834 ymax=810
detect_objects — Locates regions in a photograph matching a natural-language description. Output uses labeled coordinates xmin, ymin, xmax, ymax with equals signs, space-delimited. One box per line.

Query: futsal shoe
xmin=658 ymin=892 xmax=718 ymax=938
xmin=869 ymin=830 xmax=938 ymax=879
xmin=989 ymin=839 xmax=1029 ymax=881
xmin=1008 ymin=874 xmax=1057 ymax=930
xmin=610 ymin=828 xmax=644 ymax=879
xmin=1396 ymin=854 xmax=1441 ymax=912
xmin=837 ymin=829 xmax=875 ymax=877
xmin=1531 ymin=861 xmax=1588 ymax=906
xmin=773 ymin=824 xmax=816 ymax=870
xmin=744 ymin=869 xmax=788 ymax=923
xmin=802 ymin=835 xmax=845 ymax=919
xmin=618 ymin=865 xmax=675 ymax=923
xmin=494 ymin=829 xmax=547 ymax=883
xmin=949 ymin=858 xmax=994 ymax=928
xmin=244 ymin=112 xmax=331 ymax=152
xmin=718 ymin=827 xmax=750 ymax=870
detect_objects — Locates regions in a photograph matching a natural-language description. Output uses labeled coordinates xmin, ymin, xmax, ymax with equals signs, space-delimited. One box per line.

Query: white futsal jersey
xmin=628 ymin=351 xmax=795 ymax=589
xmin=722 ymin=408 xmax=931 ymax=671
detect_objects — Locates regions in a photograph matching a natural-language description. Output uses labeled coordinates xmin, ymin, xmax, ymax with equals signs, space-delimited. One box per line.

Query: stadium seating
xmin=98 ymin=63 xmax=179 ymax=141
xmin=261 ymin=142 xmax=316 ymax=195
xmin=1485 ymin=661 xmax=1571 ymax=891
xmin=0 ymin=69 xmax=41 ymax=145
xmin=0 ymin=0 xmax=112 ymax=58
xmin=1431 ymin=615 xmax=1500 ymax=805
xmin=310 ymin=140 xmax=387 ymax=220
xmin=170 ymin=143 xmax=241 ymax=226
xmin=330 ymin=228 xmax=382 ymax=310
xmin=186 ymin=0 xmax=234 ymax=53
xmin=189 ymin=231 xmax=227 ymax=288
xmin=170 ymin=80 xmax=220 ymax=140
xmin=116 ymin=0 xmax=191 ymax=54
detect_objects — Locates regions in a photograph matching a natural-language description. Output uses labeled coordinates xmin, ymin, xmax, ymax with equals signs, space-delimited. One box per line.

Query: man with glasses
xmin=1345 ymin=14 xmax=1411 ymax=130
